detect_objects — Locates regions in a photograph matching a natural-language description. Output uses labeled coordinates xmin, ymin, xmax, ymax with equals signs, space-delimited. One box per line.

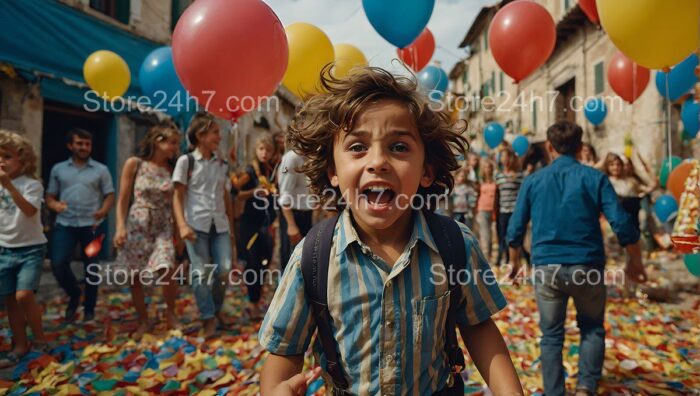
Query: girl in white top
xmin=0 ymin=130 xmax=49 ymax=368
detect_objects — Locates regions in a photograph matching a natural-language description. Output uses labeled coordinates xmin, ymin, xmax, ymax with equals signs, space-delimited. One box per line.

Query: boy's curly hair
xmin=0 ymin=129 xmax=38 ymax=178
xmin=287 ymin=65 xmax=469 ymax=208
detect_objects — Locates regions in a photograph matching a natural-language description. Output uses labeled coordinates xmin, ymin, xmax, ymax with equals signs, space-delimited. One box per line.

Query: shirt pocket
xmin=412 ymin=290 xmax=451 ymax=360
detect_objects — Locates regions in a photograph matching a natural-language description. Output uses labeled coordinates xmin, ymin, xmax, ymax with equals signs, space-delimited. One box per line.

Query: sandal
xmin=32 ymin=341 xmax=53 ymax=355
xmin=0 ymin=351 xmax=24 ymax=369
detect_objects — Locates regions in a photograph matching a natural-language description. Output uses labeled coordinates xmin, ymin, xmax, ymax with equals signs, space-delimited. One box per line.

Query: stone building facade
xmin=449 ymin=0 xmax=697 ymax=170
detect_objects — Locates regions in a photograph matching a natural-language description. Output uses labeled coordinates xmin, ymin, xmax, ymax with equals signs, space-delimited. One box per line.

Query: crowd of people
xmin=0 ymin=65 xmax=684 ymax=395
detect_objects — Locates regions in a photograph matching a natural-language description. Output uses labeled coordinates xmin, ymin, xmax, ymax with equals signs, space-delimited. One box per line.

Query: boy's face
xmin=0 ymin=148 xmax=22 ymax=177
xmin=329 ymin=100 xmax=434 ymax=231
xmin=200 ymin=124 xmax=221 ymax=153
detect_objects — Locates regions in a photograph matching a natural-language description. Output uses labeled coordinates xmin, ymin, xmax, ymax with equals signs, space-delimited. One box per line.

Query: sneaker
xmin=83 ymin=311 xmax=95 ymax=323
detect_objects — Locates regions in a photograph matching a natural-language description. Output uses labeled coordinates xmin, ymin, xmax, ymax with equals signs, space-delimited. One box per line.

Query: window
xmin=532 ymin=100 xmax=538 ymax=131
xmin=563 ymin=0 xmax=572 ymax=10
xmin=483 ymin=30 xmax=488 ymax=51
xmin=491 ymin=71 xmax=496 ymax=94
xmin=90 ymin=0 xmax=130 ymax=24
xmin=594 ymin=61 xmax=604 ymax=94
xmin=171 ymin=0 xmax=191 ymax=31
xmin=499 ymin=72 xmax=504 ymax=93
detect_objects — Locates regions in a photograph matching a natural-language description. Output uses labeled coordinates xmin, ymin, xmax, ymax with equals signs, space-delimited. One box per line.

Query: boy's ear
xmin=420 ymin=164 xmax=435 ymax=188
xmin=328 ymin=167 xmax=339 ymax=187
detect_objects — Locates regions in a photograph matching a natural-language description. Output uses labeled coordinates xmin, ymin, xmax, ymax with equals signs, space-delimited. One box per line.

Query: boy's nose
xmin=366 ymin=150 xmax=389 ymax=173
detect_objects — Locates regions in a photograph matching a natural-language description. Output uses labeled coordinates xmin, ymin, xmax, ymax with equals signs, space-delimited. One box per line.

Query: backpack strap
xmin=186 ymin=153 xmax=195 ymax=181
xmin=422 ymin=209 xmax=467 ymax=375
xmin=300 ymin=212 xmax=349 ymax=391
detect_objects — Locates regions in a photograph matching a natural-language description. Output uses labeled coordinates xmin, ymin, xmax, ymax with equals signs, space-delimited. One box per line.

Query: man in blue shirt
xmin=506 ymin=121 xmax=647 ymax=396
xmin=46 ymin=128 xmax=114 ymax=322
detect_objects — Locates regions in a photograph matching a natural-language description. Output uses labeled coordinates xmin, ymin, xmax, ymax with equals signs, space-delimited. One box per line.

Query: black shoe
xmin=65 ymin=297 xmax=79 ymax=321
xmin=83 ymin=311 xmax=95 ymax=323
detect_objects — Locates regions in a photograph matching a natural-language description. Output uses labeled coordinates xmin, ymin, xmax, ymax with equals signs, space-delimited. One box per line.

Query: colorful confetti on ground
xmin=0 ymin=261 xmax=698 ymax=395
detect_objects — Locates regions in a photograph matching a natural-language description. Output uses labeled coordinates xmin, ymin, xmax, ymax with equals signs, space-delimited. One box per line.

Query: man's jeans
xmin=50 ymin=224 xmax=102 ymax=314
xmin=533 ymin=264 xmax=606 ymax=396
xmin=185 ymin=226 xmax=232 ymax=320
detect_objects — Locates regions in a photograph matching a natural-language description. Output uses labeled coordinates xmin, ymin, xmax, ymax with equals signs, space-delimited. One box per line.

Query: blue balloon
xmin=584 ymin=98 xmax=607 ymax=126
xmin=363 ymin=0 xmax=435 ymax=48
xmin=654 ymin=194 xmax=678 ymax=223
xmin=681 ymin=99 xmax=700 ymax=138
xmin=139 ymin=46 xmax=190 ymax=116
xmin=512 ymin=135 xmax=529 ymax=157
xmin=656 ymin=54 xmax=699 ymax=102
xmin=484 ymin=122 xmax=505 ymax=149
xmin=417 ymin=65 xmax=448 ymax=102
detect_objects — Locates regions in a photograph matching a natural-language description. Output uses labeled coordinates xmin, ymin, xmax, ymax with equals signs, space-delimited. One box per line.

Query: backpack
xmin=300 ymin=209 xmax=467 ymax=394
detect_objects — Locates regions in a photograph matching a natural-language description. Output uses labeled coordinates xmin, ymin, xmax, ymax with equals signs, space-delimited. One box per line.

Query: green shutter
xmin=564 ymin=0 xmax=571 ymax=10
xmin=172 ymin=0 xmax=190 ymax=31
xmin=484 ymin=30 xmax=488 ymax=51
xmin=491 ymin=71 xmax=496 ymax=94
xmin=594 ymin=62 xmax=604 ymax=94
xmin=115 ymin=0 xmax=130 ymax=24
xmin=533 ymin=100 xmax=538 ymax=131
xmin=499 ymin=72 xmax=504 ymax=93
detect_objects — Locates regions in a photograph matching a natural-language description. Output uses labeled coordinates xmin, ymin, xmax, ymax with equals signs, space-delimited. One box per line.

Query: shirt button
xmin=385 ymin=355 xmax=394 ymax=365
xmin=386 ymin=280 xmax=392 ymax=288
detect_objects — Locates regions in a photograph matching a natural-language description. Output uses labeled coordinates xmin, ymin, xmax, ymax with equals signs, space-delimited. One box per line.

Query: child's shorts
xmin=0 ymin=244 xmax=47 ymax=296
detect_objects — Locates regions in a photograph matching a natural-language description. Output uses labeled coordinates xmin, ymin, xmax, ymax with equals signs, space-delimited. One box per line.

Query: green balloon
xmin=684 ymin=254 xmax=700 ymax=277
xmin=659 ymin=156 xmax=682 ymax=188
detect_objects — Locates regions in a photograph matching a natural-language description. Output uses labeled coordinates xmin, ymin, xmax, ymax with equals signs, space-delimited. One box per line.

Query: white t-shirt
xmin=0 ymin=175 xmax=48 ymax=247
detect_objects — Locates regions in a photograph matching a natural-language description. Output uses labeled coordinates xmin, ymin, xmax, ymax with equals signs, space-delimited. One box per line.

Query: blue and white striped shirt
xmin=259 ymin=210 xmax=507 ymax=395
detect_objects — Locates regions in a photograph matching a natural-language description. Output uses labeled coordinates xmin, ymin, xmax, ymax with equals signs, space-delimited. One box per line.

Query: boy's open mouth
xmin=362 ymin=185 xmax=396 ymax=206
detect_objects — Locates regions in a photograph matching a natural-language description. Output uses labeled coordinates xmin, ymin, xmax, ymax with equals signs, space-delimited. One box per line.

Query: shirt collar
xmin=192 ymin=148 xmax=219 ymax=161
xmin=336 ymin=209 xmax=440 ymax=256
xmin=69 ymin=157 xmax=94 ymax=167
xmin=552 ymin=154 xmax=577 ymax=166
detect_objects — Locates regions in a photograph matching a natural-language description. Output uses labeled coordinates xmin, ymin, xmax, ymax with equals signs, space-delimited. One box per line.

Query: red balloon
xmin=85 ymin=234 xmax=105 ymax=259
xmin=608 ymin=51 xmax=650 ymax=104
xmin=172 ymin=0 xmax=288 ymax=120
xmin=488 ymin=1 xmax=556 ymax=83
xmin=397 ymin=29 xmax=435 ymax=72
xmin=578 ymin=0 xmax=599 ymax=24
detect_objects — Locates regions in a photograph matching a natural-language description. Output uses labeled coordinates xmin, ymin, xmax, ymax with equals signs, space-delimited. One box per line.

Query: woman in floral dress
xmin=114 ymin=123 xmax=182 ymax=337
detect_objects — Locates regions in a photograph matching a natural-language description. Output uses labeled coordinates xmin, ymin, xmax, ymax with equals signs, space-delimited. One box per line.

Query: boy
xmin=507 ymin=121 xmax=647 ymax=396
xmin=259 ymin=67 xmax=523 ymax=395
xmin=173 ymin=112 xmax=234 ymax=337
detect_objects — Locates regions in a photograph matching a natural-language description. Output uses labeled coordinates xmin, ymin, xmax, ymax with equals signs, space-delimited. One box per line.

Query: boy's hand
xmin=0 ymin=169 xmax=11 ymax=188
xmin=51 ymin=200 xmax=68 ymax=213
xmin=93 ymin=208 xmax=108 ymax=221
xmin=287 ymin=224 xmax=302 ymax=245
xmin=272 ymin=367 xmax=322 ymax=396
xmin=179 ymin=225 xmax=196 ymax=241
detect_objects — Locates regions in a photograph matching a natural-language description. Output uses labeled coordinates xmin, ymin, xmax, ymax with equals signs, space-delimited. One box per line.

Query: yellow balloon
xmin=333 ymin=44 xmax=368 ymax=79
xmin=283 ymin=23 xmax=334 ymax=99
xmin=83 ymin=50 xmax=130 ymax=99
xmin=598 ymin=0 xmax=699 ymax=70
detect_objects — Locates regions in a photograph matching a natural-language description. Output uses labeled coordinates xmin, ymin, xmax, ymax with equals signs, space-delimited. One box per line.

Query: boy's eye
xmin=390 ymin=142 xmax=409 ymax=153
xmin=348 ymin=143 xmax=367 ymax=153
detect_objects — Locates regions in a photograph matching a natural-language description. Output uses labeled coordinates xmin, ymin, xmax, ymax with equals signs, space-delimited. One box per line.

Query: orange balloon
xmin=668 ymin=161 xmax=694 ymax=201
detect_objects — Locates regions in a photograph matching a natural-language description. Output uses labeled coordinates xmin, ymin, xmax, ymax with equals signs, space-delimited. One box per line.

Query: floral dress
xmin=115 ymin=161 xmax=175 ymax=272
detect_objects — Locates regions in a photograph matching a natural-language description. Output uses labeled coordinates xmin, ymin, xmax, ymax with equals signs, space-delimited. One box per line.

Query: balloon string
xmin=665 ymin=70 xmax=672 ymax=175
xmin=630 ymin=63 xmax=637 ymax=149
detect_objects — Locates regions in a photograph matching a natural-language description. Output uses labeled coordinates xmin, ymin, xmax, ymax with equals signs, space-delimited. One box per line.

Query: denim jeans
xmin=50 ymin=224 xmax=103 ymax=314
xmin=185 ymin=226 xmax=232 ymax=320
xmin=533 ymin=264 xmax=606 ymax=396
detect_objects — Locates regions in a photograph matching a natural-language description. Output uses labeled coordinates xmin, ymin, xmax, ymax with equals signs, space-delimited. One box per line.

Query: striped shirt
xmin=259 ymin=210 xmax=507 ymax=395
xmin=495 ymin=172 xmax=524 ymax=214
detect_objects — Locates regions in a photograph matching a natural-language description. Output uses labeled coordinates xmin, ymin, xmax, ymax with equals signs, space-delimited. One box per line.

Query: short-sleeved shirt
xmin=277 ymin=150 xmax=313 ymax=211
xmin=495 ymin=171 xmax=524 ymax=214
xmin=451 ymin=183 xmax=477 ymax=218
xmin=172 ymin=149 xmax=231 ymax=233
xmin=0 ymin=176 xmax=48 ymax=248
xmin=477 ymin=182 xmax=497 ymax=212
xmin=259 ymin=209 xmax=507 ymax=395
xmin=46 ymin=158 xmax=114 ymax=227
